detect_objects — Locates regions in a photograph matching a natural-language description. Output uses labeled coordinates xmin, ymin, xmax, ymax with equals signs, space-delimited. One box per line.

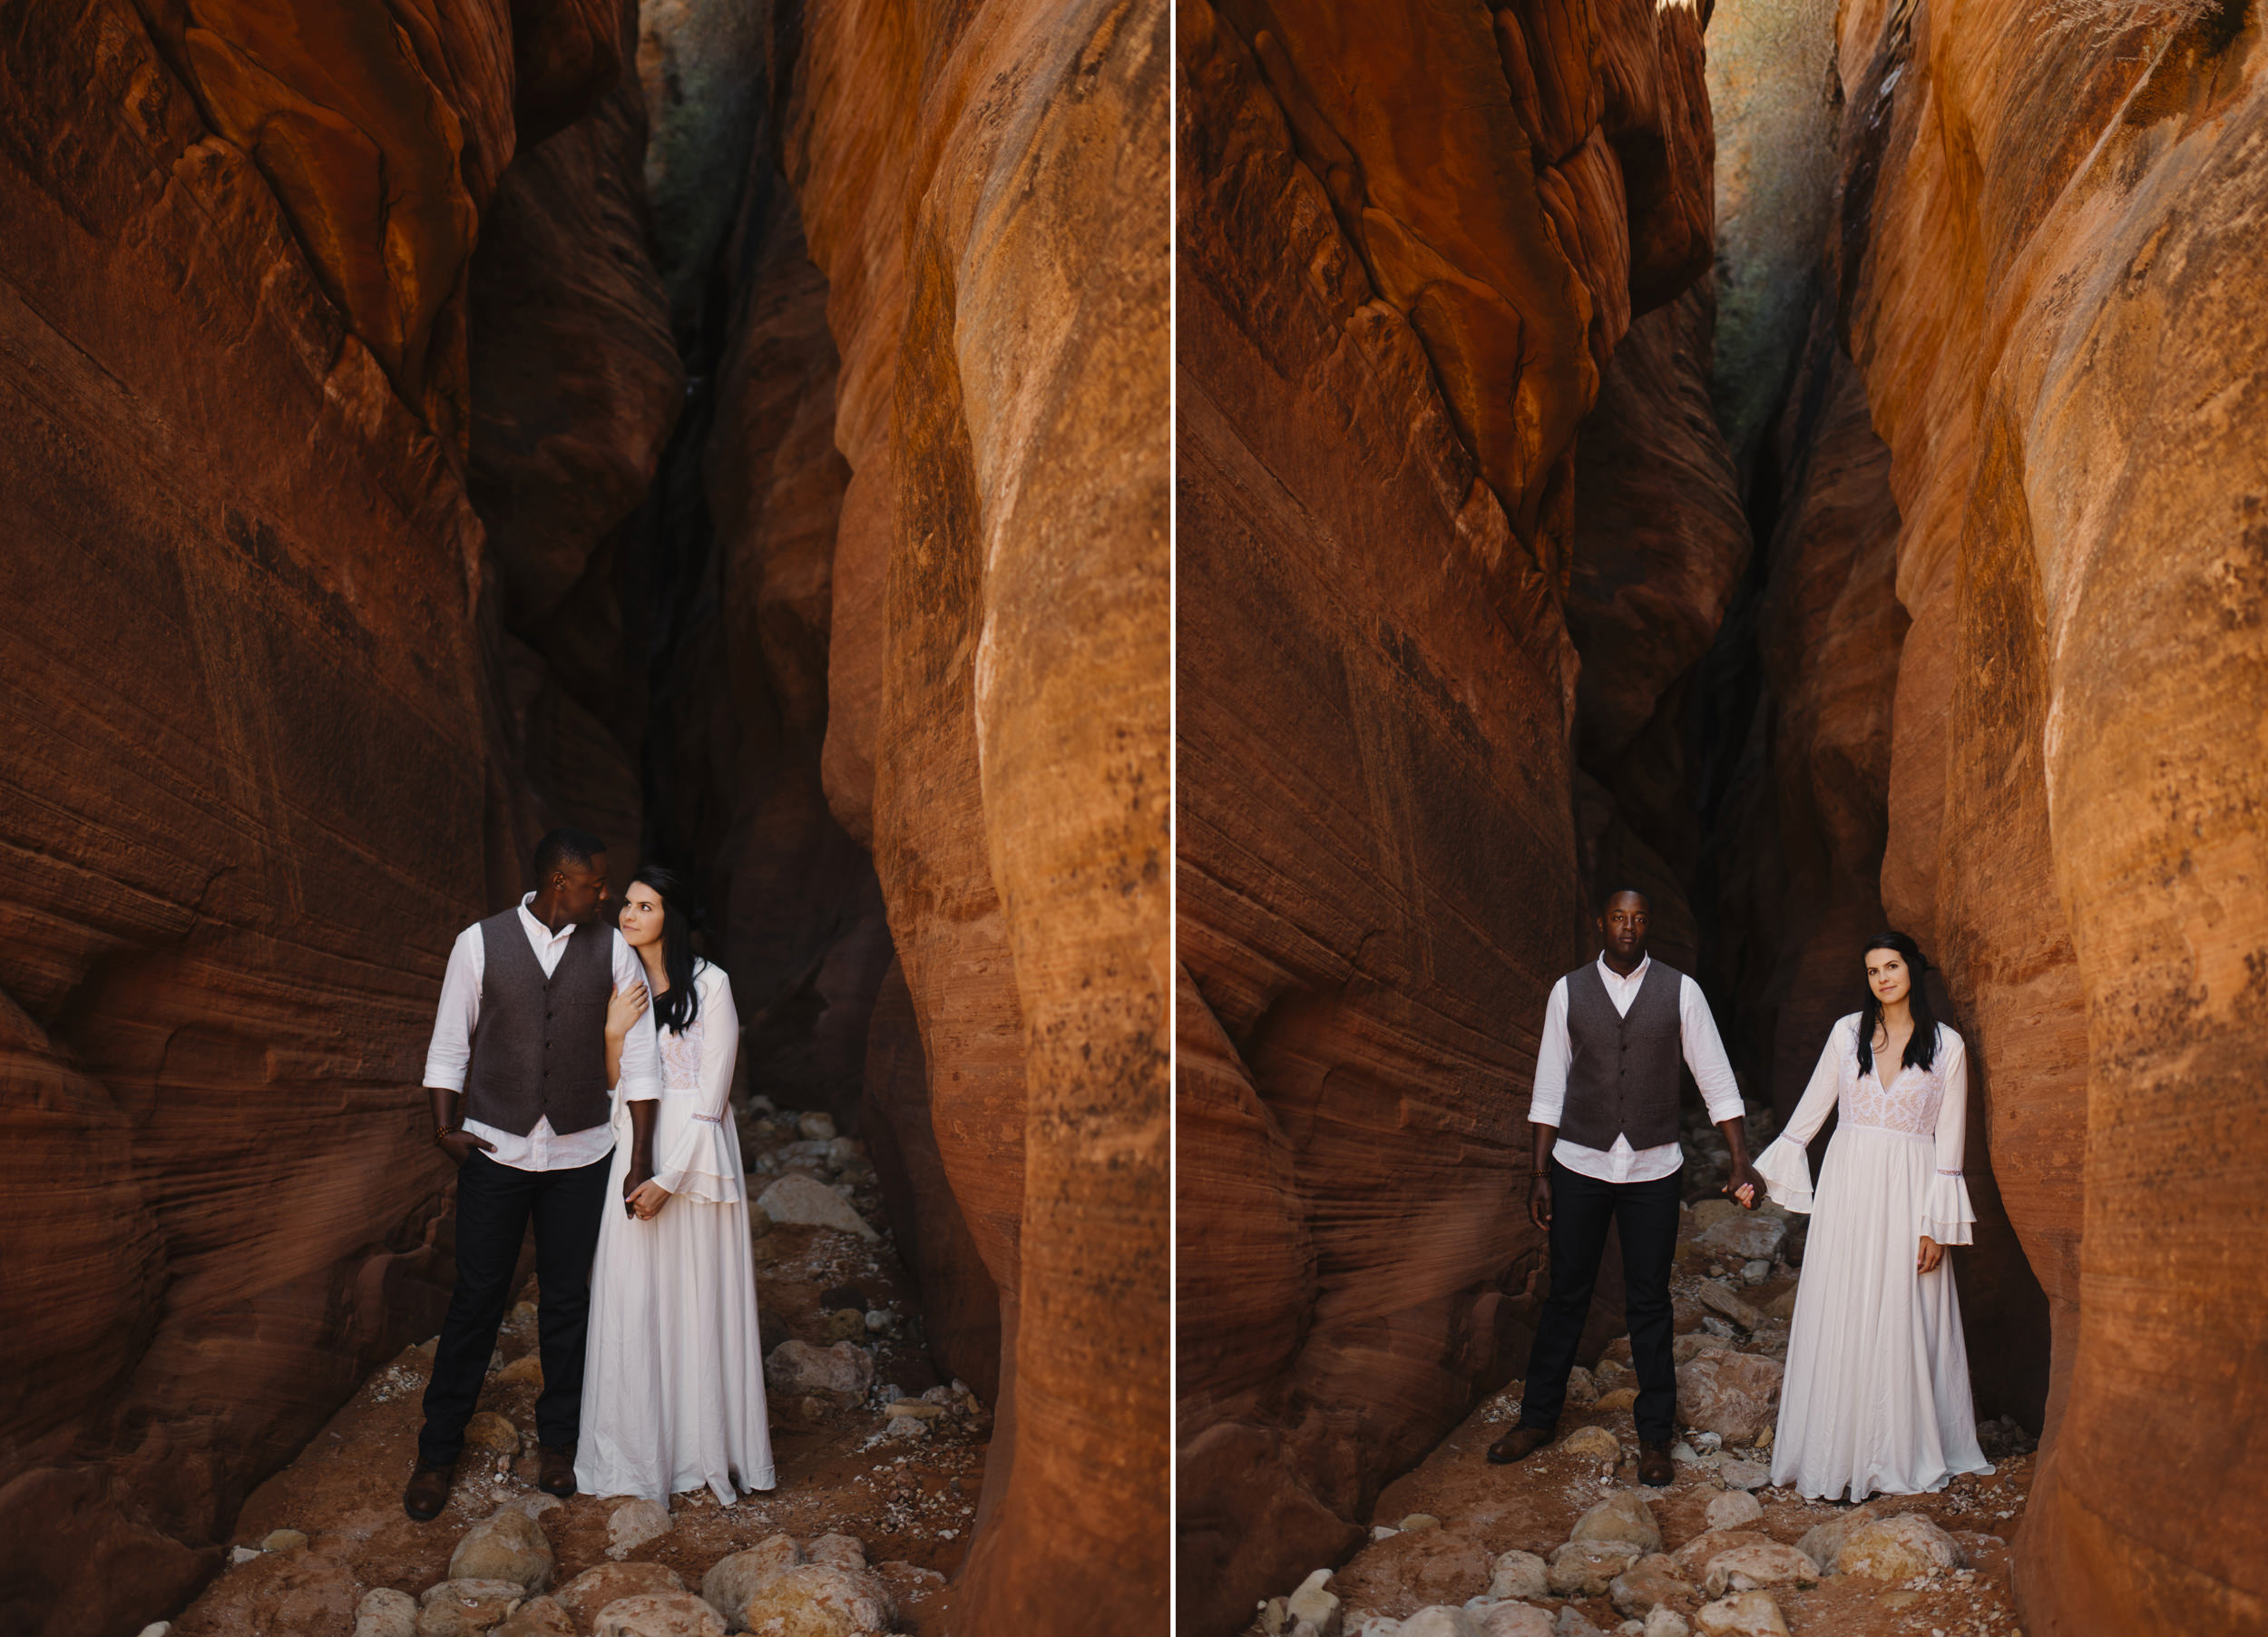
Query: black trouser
xmin=417 ymin=1147 xmax=611 ymax=1467
xmin=1517 ymin=1155 xmax=1683 ymax=1445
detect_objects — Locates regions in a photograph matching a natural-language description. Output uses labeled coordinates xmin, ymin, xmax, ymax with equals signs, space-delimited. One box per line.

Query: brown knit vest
xmin=1558 ymin=959 xmax=1685 ymax=1151
xmin=462 ymin=909 xmax=613 ymax=1138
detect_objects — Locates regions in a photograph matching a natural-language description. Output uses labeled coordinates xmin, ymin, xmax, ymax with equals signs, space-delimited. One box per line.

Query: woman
xmin=1751 ymin=931 xmax=1989 ymax=1501
xmin=576 ymin=867 xmax=776 ymax=1504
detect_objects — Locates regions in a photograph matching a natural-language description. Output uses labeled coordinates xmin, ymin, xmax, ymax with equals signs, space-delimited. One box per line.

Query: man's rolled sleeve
xmin=1528 ymin=977 xmax=1573 ymax=1126
xmin=1678 ymin=976 xmax=1745 ymax=1124
xmin=423 ymin=927 xmax=482 ymax=1092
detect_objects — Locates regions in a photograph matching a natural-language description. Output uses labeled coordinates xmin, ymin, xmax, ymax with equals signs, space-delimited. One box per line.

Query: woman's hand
xmin=606 ymin=981 xmax=650 ymax=1041
xmin=1917 ymin=1235 xmax=1944 ymax=1274
xmin=628 ymin=1179 xmax=671 ymax=1220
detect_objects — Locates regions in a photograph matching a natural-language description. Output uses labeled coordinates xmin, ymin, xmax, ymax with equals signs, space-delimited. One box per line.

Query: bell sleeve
xmin=651 ymin=966 xmax=746 ymax=1203
xmin=1922 ymin=1028 xmax=1977 ymax=1245
xmin=1751 ymin=1017 xmax=1850 ymax=1213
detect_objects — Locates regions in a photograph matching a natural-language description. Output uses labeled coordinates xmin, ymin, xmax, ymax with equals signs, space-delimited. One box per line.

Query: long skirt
xmin=1771 ymin=1124 xmax=1990 ymax=1501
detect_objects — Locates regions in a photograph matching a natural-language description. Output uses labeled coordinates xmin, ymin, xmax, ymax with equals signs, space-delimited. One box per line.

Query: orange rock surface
xmin=1791 ymin=3 xmax=2268 ymax=1629
xmin=774 ymin=5 xmax=1170 ymax=1627
xmin=1175 ymin=1 xmax=1717 ymax=1630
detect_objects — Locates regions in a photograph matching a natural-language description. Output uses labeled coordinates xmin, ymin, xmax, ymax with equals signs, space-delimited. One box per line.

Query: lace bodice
xmin=660 ymin=1012 xmax=705 ymax=1092
xmin=1843 ymin=1045 xmax=1947 ymax=1138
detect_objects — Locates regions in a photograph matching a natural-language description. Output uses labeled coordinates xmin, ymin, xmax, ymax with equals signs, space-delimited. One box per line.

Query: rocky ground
xmin=153 ymin=1103 xmax=986 ymax=1637
xmin=1241 ymin=1167 xmax=2042 ymax=1637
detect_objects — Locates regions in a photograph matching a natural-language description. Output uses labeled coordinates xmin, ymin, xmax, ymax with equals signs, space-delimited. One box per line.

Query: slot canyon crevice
xmin=0 ymin=0 xmax=1167 ymax=1633
xmin=1175 ymin=0 xmax=2265 ymax=1634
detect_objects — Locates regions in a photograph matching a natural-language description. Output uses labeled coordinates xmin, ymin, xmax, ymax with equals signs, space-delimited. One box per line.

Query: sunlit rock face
xmin=1723 ymin=2 xmax=2268 ymax=1629
xmin=773 ymin=2 xmax=1170 ymax=1630
xmin=1174 ymin=0 xmax=1719 ymax=1629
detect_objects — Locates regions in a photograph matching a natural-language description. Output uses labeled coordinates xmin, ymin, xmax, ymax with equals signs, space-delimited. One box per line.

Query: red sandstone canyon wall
xmin=1787 ymin=2 xmax=2268 ymax=1629
xmin=770 ymin=4 xmax=1170 ymax=1627
xmin=1174 ymin=0 xmax=1721 ymax=1629
xmin=0 ymin=2 xmax=609 ymax=1631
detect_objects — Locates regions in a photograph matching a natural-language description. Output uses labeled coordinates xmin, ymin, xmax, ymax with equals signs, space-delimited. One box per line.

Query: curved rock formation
xmin=1174 ymin=1 xmax=1719 ymax=1629
xmin=1790 ymin=3 xmax=2267 ymax=1629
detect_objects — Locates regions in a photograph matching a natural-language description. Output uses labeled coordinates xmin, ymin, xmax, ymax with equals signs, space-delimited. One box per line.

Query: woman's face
xmin=1865 ymin=947 xmax=1911 ymax=1006
xmin=618 ymin=881 xmax=665 ymax=950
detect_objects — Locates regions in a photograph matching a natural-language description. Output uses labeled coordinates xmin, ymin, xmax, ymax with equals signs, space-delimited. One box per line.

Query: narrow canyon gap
xmin=0 ymin=1 xmax=1168 ymax=1634
xmin=1173 ymin=1 xmax=2268 ymax=1634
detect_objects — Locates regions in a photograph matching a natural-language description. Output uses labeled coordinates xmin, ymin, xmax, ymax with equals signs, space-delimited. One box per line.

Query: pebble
xmin=231 ymin=1546 xmax=261 ymax=1564
xmin=1705 ymin=1491 xmax=1764 ymax=1531
xmin=604 ymin=1498 xmax=672 ymax=1559
xmin=754 ymin=1174 xmax=879 ymax=1240
xmin=591 ymin=1593 xmax=725 ymax=1637
xmin=1692 ymin=1591 xmax=1788 ymax=1637
xmin=354 ymin=1587 xmax=420 ymax=1637
xmin=1371 ymin=1525 xmax=1399 ymax=1542
xmin=1740 ymin=1260 xmax=1770 ymax=1286
xmin=450 ymin=1505 xmax=555 ymax=1593
xmin=1489 ymin=1549 xmax=1549 ymax=1601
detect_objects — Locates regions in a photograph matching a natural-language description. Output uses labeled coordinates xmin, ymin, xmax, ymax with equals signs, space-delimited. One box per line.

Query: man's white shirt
xmin=424 ymin=892 xmax=662 ymax=1172
xmin=1529 ymin=955 xmax=1745 ymax=1184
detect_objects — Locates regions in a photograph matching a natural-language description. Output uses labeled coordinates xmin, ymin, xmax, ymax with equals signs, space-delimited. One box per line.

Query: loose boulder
xmin=1700 ymin=1545 xmax=1818 ymax=1598
xmin=1693 ymin=1215 xmax=1785 ymax=1264
xmin=1547 ymin=1540 xmax=1642 ymax=1597
xmin=1692 ymin=1592 xmax=1788 ymax=1637
xmin=1558 ymin=1426 xmax=1622 ymax=1463
xmin=1833 ymin=1514 xmax=1964 ymax=1581
xmin=737 ymin=1564 xmax=894 ymax=1636
xmin=355 ymin=1589 xmax=419 ymax=1637
xmin=703 ymin=1536 xmax=805 ymax=1623
xmin=415 ymin=1580 xmax=526 ymax=1637
xmin=1488 ymin=1550 xmax=1549 ymax=1601
xmin=755 ymin=1177 xmax=878 ymax=1240
xmin=1608 ymin=1554 xmax=1691 ymax=1618
xmin=593 ymin=1593 xmax=728 ymax=1637
xmin=764 ymin=1341 xmax=875 ymax=1403
xmin=560 ymin=1564 xmax=686 ymax=1627
xmin=1396 ymin=1611 xmax=1480 ymax=1637
xmin=494 ymin=1598 xmax=575 ymax=1637
xmin=1705 ymin=1491 xmax=1763 ymax=1532
xmin=1674 ymin=1353 xmax=1783 ymax=1443
xmin=605 ymin=1499 xmax=672 ymax=1559
xmin=1477 ymin=1604 xmax=1552 ymax=1637
xmin=449 ymin=1507 xmax=555 ymax=1593
xmin=1570 ymin=1491 xmax=1662 ymax=1553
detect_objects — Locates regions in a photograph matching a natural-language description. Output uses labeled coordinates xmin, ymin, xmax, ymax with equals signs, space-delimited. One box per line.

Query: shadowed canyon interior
xmin=0 ymin=0 xmax=1165 ymax=1632
xmin=1175 ymin=1 xmax=2266 ymax=1634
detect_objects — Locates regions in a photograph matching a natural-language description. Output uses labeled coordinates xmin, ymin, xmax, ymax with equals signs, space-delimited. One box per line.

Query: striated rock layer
xmin=1174 ymin=0 xmax=1722 ymax=1630
xmin=1720 ymin=1 xmax=2268 ymax=1630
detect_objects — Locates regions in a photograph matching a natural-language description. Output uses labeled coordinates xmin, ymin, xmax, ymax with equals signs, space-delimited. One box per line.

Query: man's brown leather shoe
xmin=1487 ymin=1426 xmax=1555 ymax=1465
xmin=403 ymin=1462 xmax=454 ymax=1521
xmin=537 ymin=1443 xmax=577 ymax=1498
xmin=1637 ymin=1438 xmax=1676 ymax=1487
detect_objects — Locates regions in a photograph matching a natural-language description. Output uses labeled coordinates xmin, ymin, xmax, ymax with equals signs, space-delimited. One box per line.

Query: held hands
xmin=627 ymin=1180 xmax=672 ymax=1221
xmin=1724 ymin=1159 xmax=1762 ymax=1211
xmin=1917 ymin=1235 xmax=1944 ymax=1274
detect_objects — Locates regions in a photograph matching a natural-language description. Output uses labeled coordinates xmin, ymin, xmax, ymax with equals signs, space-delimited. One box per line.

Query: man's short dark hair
xmin=1598 ymin=886 xmax=1650 ymax=915
xmin=533 ymin=827 xmax=607 ymax=883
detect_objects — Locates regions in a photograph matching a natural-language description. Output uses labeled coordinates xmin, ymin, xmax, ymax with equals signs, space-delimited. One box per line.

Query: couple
xmin=1489 ymin=888 xmax=1989 ymax=1501
xmin=402 ymin=828 xmax=776 ymax=1520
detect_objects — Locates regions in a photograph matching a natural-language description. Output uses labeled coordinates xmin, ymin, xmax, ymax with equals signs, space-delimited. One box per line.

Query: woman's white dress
xmin=578 ymin=960 xmax=776 ymax=1504
xmin=1753 ymin=1015 xmax=1990 ymax=1501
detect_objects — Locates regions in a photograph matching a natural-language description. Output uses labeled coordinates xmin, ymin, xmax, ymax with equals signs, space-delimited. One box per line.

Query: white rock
xmin=591 ymin=1592 xmax=727 ymax=1637
xmin=755 ymin=1174 xmax=878 ymax=1240
xmin=1716 ymin=1461 xmax=1769 ymax=1492
xmin=1397 ymin=1609 xmax=1481 ymax=1637
xmin=1692 ymin=1591 xmax=1788 ymax=1637
xmin=1643 ymin=1612 xmax=1690 ymax=1637
xmin=1833 ymin=1513 xmax=1965 ymax=1580
xmin=1701 ymin=1544 xmax=1817 ymax=1597
xmin=136 ymin=1626 xmax=173 ymax=1637
xmin=1477 ymin=1604 xmax=1553 ymax=1637
xmin=354 ymin=1588 xmax=421 ymax=1637
xmin=1287 ymin=1569 xmax=1343 ymax=1637
xmin=230 ymin=1546 xmax=260 ymax=1564
xmin=1488 ymin=1549 xmax=1549 ymax=1601
xmin=1705 ymin=1491 xmax=1764 ymax=1531
xmin=604 ymin=1498 xmax=672 ymax=1559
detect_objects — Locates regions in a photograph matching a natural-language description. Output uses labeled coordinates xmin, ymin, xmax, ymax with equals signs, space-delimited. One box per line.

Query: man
xmin=1489 ymin=888 xmax=1762 ymax=1485
xmin=403 ymin=828 xmax=662 ymax=1520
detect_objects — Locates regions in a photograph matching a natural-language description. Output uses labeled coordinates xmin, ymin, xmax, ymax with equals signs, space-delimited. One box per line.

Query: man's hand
xmin=628 ymin=1180 xmax=671 ymax=1220
xmin=435 ymin=1125 xmax=495 ymax=1167
xmin=1529 ymin=1171 xmax=1553 ymax=1230
xmin=624 ymin=1097 xmax=658 ymax=1217
xmin=1716 ymin=1114 xmax=1761 ymax=1210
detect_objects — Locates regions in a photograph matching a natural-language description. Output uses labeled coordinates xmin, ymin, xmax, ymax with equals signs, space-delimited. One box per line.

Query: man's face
xmin=1598 ymin=893 xmax=1649 ymax=964
xmin=552 ymin=856 xmax=611 ymax=926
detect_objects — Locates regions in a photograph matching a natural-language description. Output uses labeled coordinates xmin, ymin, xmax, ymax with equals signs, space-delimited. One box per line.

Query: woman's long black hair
xmin=627 ymin=864 xmax=703 ymax=1035
xmin=1855 ymin=929 xmax=1940 ymax=1077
